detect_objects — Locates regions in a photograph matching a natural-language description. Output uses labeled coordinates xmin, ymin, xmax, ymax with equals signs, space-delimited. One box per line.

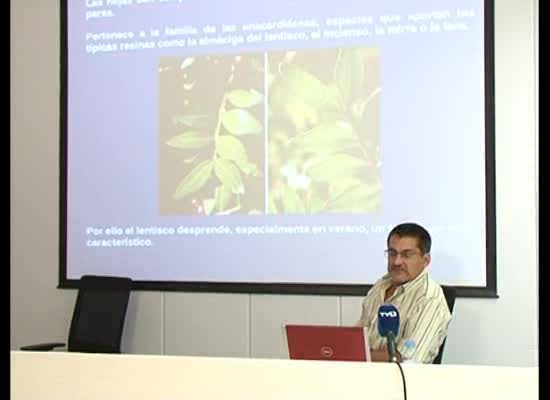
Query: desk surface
xmin=11 ymin=350 xmax=538 ymax=400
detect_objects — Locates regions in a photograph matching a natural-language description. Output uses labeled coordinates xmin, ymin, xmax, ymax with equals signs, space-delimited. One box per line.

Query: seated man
xmin=357 ymin=222 xmax=451 ymax=363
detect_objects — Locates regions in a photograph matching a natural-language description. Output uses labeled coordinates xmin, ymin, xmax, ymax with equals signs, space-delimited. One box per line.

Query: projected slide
xmin=64 ymin=0 xmax=492 ymax=292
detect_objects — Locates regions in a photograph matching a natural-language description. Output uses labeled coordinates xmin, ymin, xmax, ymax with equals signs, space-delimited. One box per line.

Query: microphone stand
xmin=386 ymin=331 xmax=398 ymax=362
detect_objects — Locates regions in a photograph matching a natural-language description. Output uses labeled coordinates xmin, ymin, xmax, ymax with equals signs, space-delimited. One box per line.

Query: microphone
xmin=377 ymin=304 xmax=400 ymax=362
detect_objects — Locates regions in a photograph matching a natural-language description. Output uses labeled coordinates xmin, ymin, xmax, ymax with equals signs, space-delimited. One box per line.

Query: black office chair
xmin=20 ymin=275 xmax=133 ymax=353
xmin=432 ymin=285 xmax=457 ymax=364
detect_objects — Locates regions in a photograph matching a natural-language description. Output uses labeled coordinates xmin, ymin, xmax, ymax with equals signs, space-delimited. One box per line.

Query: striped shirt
xmin=357 ymin=269 xmax=451 ymax=363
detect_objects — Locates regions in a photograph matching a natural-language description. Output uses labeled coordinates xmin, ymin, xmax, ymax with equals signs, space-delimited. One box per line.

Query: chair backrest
xmin=68 ymin=275 xmax=133 ymax=353
xmin=432 ymin=285 xmax=456 ymax=364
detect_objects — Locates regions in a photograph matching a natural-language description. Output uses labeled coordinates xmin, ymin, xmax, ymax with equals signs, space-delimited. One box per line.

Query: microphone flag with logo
xmin=377 ymin=304 xmax=400 ymax=362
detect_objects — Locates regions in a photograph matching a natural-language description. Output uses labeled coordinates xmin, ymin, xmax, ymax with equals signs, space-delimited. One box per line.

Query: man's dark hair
xmin=387 ymin=222 xmax=432 ymax=255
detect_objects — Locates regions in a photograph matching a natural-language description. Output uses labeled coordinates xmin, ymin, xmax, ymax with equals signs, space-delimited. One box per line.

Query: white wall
xmin=10 ymin=0 xmax=538 ymax=366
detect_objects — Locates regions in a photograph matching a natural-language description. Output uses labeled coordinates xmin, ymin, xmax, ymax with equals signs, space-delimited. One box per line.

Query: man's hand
xmin=370 ymin=348 xmax=402 ymax=362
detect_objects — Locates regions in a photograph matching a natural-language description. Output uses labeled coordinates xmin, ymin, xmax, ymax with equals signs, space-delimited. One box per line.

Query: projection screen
xmin=60 ymin=0 xmax=496 ymax=297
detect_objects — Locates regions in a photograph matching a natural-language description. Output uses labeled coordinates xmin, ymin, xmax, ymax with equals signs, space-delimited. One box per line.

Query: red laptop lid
xmin=285 ymin=325 xmax=371 ymax=362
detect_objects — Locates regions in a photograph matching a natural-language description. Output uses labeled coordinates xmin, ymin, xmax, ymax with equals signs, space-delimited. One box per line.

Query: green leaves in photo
xmin=166 ymin=131 xmax=213 ymax=150
xmin=163 ymin=60 xmax=264 ymax=215
xmin=271 ymin=65 xmax=341 ymax=113
xmin=226 ymin=89 xmax=263 ymax=108
xmin=290 ymin=121 xmax=358 ymax=155
xmin=221 ymin=109 xmax=262 ymax=136
xmin=214 ymin=158 xmax=244 ymax=195
xmin=216 ymin=134 xmax=248 ymax=162
xmin=305 ymin=154 xmax=369 ymax=183
xmin=281 ymin=186 xmax=306 ymax=213
xmin=172 ymin=114 xmax=209 ymax=129
xmin=173 ymin=159 xmax=214 ymax=200
xmin=268 ymin=47 xmax=381 ymax=214
xmin=334 ymin=48 xmax=366 ymax=106
xmin=214 ymin=184 xmax=233 ymax=212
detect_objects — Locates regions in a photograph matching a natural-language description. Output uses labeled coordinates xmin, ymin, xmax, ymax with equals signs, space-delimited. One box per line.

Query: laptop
xmin=285 ymin=324 xmax=371 ymax=362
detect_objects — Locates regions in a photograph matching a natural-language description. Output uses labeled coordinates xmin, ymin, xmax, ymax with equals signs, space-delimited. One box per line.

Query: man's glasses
xmin=384 ymin=249 xmax=422 ymax=260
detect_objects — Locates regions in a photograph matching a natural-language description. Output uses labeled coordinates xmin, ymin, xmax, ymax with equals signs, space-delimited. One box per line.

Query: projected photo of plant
xmin=267 ymin=47 xmax=382 ymax=214
xmin=158 ymin=54 xmax=265 ymax=215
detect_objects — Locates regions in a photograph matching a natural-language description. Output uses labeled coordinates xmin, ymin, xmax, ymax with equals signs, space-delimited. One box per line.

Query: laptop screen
xmin=285 ymin=325 xmax=371 ymax=362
